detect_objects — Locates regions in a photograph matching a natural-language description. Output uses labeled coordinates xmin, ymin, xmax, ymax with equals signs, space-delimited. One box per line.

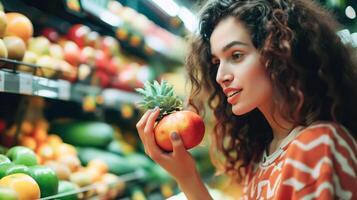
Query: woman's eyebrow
xmin=222 ymin=40 xmax=248 ymax=52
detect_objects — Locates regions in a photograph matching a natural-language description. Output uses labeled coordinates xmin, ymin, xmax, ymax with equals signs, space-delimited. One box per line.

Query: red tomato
xmin=154 ymin=111 xmax=205 ymax=151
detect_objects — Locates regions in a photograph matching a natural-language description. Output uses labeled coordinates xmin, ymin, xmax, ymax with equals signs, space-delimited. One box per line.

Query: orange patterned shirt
xmin=241 ymin=123 xmax=357 ymax=200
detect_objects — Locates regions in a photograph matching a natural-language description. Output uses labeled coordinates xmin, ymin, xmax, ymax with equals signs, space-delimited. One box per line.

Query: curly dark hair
xmin=185 ymin=0 xmax=357 ymax=181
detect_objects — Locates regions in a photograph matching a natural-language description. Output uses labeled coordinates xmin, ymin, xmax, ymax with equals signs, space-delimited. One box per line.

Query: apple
xmin=101 ymin=36 xmax=120 ymax=57
xmin=41 ymin=27 xmax=59 ymax=42
xmin=59 ymin=60 xmax=77 ymax=83
xmin=28 ymin=165 xmax=58 ymax=198
xmin=63 ymin=41 xmax=80 ymax=66
xmin=57 ymin=180 xmax=80 ymax=200
xmin=95 ymin=70 xmax=110 ymax=88
xmin=95 ymin=49 xmax=109 ymax=70
xmin=49 ymin=44 xmax=64 ymax=59
xmin=67 ymin=24 xmax=91 ymax=48
xmin=2 ymin=36 xmax=26 ymax=61
xmin=78 ymin=64 xmax=91 ymax=81
xmin=18 ymin=50 xmax=38 ymax=73
xmin=6 ymin=146 xmax=38 ymax=166
xmin=107 ymin=56 xmax=122 ymax=75
xmin=27 ymin=36 xmax=50 ymax=56
xmin=0 ymin=11 xmax=7 ymax=38
xmin=0 ymin=155 xmax=10 ymax=165
xmin=79 ymin=46 xmax=96 ymax=66
xmin=4 ymin=164 xmax=30 ymax=176
xmin=35 ymin=55 xmax=58 ymax=78
xmin=86 ymin=31 xmax=101 ymax=48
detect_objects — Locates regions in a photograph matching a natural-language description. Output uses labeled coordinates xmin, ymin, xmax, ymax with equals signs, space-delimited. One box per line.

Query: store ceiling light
xmin=345 ymin=6 xmax=356 ymax=19
xmin=178 ymin=7 xmax=198 ymax=32
xmin=151 ymin=0 xmax=180 ymax=16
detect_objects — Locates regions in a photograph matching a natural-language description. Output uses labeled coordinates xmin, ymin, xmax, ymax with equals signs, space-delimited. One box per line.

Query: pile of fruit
xmin=0 ymin=6 xmax=154 ymax=92
xmin=0 ymin=145 xmax=60 ymax=199
xmin=0 ymin=117 xmax=125 ymax=200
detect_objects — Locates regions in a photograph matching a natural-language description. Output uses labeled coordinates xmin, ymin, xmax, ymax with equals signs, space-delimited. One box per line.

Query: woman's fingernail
xmin=154 ymin=106 xmax=159 ymax=111
xmin=171 ymin=132 xmax=179 ymax=140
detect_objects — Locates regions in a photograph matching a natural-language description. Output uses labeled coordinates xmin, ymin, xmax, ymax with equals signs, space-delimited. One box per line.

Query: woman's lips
xmin=227 ymin=89 xmax=242 ymax=104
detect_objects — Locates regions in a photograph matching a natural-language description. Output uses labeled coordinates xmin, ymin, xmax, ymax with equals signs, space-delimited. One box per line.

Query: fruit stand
xmin=1 ymin=0 xmax=354 ymax=199
xmin=0 ymin=0 xmax=216 ymax=199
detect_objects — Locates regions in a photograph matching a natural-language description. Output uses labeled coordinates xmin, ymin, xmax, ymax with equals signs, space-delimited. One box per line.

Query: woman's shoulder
xmin=285 ymin=122 xmax=357 ymax=162
xmin=293 ymin=122 xmax=356 ymax=149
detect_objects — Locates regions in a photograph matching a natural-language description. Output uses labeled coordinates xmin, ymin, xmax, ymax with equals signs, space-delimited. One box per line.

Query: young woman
xmin=136 ymin=0 xmax=357 ymax=199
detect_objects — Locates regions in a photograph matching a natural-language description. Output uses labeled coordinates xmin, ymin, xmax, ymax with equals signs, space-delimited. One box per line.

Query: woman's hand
xmin=136 ymin=107 xmax=197 ymax=182
xmin=136 ymin=107 xmax=213 ymax=200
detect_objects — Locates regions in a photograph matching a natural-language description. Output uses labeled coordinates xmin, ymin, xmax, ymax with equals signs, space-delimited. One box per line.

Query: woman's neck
xmin=259 ymin=104 xmax=294 ymax=155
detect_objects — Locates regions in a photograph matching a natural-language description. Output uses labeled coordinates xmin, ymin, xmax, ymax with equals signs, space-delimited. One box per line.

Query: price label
xmin=58 ymin=80 xmax=71 ymax=100
xmin=19 ymin=73 xmax=33 ymax=95
xmin=0 ymin=71 xmax=4 ymax=92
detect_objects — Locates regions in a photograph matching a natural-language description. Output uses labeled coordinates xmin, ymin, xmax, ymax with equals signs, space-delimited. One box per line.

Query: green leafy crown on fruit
xmin=135 ymin=80 xmax=183 ymax=120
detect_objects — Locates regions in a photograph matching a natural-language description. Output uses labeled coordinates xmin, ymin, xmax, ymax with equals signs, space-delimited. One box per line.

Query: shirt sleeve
xmin=277 ymin=124 xmax=357 ymax=200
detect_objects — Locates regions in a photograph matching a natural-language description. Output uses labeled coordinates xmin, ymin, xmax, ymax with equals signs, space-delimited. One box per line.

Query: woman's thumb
xmin=170 ymin=132 xmax=186 ymax=154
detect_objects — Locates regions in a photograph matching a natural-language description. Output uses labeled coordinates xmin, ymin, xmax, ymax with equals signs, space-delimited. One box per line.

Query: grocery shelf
xmin=0 ymin=59 xmax=143 ymax=108
xmin=1 ymin=0 xmax=185 ymax=68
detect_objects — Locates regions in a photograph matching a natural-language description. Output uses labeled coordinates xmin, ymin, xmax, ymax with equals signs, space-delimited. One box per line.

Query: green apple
xmin=0 ymin=155 xmax=10 ymax=165
xmin=0 ymin=163 xmax=14 ymax=179
xmin=4 ymin=165 xmax=30 ymax=176
xmin=57 ymin=180 xmax=79 ymax=200
xmin=6 ymin=146 xmax=38 ymax=166
xmin=29 ymin=166 xmax=59 ymax=198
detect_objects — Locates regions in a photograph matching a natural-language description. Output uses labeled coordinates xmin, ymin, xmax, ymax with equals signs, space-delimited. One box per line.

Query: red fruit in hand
xmin=154 ymin=111 xmax=205 ymax=151
xmin=136 ymin=80 xmax=205 ymax=152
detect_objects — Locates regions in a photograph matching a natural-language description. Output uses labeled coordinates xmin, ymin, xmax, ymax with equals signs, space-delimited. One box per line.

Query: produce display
xmin=0 ymin=1 xmax=214 ymax=199
xmin=0 ymin=7 xmax=155 ymax=92
xmin=136 ymin=80 xmax=205 ymax=151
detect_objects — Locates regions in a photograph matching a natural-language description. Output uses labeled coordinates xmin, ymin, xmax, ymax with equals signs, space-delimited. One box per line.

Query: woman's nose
xmin=216 ymin=64 xmax=233 ymax=86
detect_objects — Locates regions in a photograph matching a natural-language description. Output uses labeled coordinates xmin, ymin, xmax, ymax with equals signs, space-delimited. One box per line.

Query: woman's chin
xmin=232 ymin=104 xmax=252 ymax=116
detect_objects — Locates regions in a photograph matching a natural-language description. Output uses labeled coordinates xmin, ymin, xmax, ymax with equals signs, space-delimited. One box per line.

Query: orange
xmin=0 ymin=173 xmax=41 ymax=200
xmin=55 ymin=143 xmax=77 ymax=158
xmin=33 ymin=128 xmax=48 ymax=143
xmin=19 ymin=135 xmax=37 ymax=151
xmin=57 ymin=155 xmax=81 ymax=172
xmin=20 ymin=121 xmax=33 ymax=135
xmin=5 ymin=13 xmax=33 ymax=42
xmin=87 ymin=159 xmax=108 ymax=174
xmin=36 ymin=143 xmax=55 ymax=161
xmin=46 ymin=134 xmax=63 ymax=147
xmin=85 ymin=168 xmax=101 ymax=182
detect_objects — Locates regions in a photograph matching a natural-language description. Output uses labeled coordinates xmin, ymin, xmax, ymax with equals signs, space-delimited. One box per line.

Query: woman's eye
xmin=232 ymin=52 xmax=243 ymax=61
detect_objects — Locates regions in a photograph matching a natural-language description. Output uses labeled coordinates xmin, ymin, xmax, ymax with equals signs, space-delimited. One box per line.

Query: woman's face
xmin=210 ymin=17 xmax=273 ymax=116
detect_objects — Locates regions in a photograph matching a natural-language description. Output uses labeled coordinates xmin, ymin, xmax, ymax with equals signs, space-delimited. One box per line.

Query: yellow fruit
xmin=3 ymin=36 xmax=26 ymax=60
xmin=87 ymin=159 xmax=108 ymax=174
xmin=0 ymin=173 xmax=41 ymax=200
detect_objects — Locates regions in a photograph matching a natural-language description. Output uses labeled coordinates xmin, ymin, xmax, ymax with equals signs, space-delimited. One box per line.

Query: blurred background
xmin=0 ymin=0 xmax=355 ymax=199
